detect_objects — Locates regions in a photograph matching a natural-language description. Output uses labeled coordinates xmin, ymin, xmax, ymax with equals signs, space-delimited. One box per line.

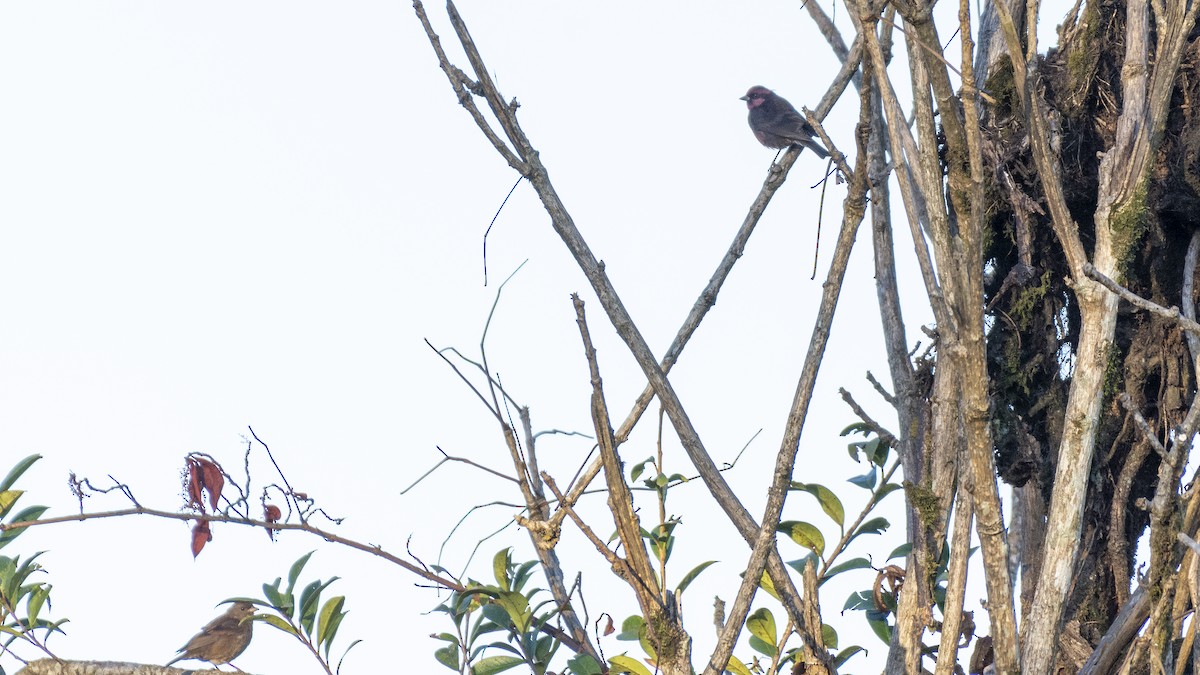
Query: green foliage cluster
xmin=430 ymin=425 xmax=906 ymax=674
xmin=0 ymin=456 xmax=63 ymax=675
xmin=231 ymin=551 xmax=360 ymax=675
xmin=431 ymin=548 xmax=563 ymax=675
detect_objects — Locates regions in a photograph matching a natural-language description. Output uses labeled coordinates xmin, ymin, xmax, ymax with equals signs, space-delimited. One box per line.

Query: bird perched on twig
xmin=741 ymin=86 xmax=829 ymax=158
xmin=166 ymin=601 xmax=257 ymax=670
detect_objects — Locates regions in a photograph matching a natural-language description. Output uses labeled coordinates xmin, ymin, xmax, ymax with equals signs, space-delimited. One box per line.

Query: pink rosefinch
xmin=166 ymin=601 xmax=256 ymax=669
xmin=741 ymin=86 xmax=829 ymax=158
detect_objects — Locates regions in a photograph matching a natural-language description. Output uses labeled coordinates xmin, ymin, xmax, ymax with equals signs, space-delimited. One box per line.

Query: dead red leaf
xmin=196 ymin=458 xmax=225 ymax=511
xmin=191 ymin=520 xmax=212 ymax=558
xmin=264 ymin=504 xmax=282 ymax=541
xmin=185 ymin=458 xmax=205 ymax=510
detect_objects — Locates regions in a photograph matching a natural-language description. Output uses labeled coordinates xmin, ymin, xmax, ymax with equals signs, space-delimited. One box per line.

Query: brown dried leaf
xmin=196 ymin=458 xmax=224 ymax=511
xmin=191 ymin=520 xmax=212 ymax=558
xmin=185 ymin=458 xmax=205 ymax=510
xmin=264 ymin=504 xmax=282 ymax=541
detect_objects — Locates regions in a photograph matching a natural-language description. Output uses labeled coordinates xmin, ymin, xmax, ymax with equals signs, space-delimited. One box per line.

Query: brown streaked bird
xmin=166 ymin=601 xmax=257 ymax=669
xmin=741 ymin=85 xmax=829 ymax=158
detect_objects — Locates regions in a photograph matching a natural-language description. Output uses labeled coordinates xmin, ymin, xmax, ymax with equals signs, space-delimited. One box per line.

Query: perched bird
xmin=741 ymin=86 xmax=829 ymax=158
xmin=166 ymin=601 xmax=257 ymax=669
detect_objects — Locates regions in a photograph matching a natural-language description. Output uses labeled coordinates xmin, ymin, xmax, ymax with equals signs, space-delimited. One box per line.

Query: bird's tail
xmin=804 ymin=140 xmax=830 ymax=159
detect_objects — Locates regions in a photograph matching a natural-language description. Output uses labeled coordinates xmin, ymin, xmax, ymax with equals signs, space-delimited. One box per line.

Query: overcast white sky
xmin=0 ymin=3 xmax=1072 ymax=673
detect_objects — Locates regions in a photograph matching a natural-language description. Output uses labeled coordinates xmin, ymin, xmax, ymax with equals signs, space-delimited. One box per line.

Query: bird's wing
xmin=197 ymin=614 xmax=244 ymax=635
xmin=776 ymin=107 xmax=818 ymax=138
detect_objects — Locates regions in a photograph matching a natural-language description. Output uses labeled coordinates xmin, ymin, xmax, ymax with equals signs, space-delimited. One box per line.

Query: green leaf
xmin=867 ymin=617 xmax=892 ymax=644
xmin=533 ymin=634 xmax=556 ymax=663
xmin=869 ymin=437 xmax=890 ymax=465
xmin=480 ymin=602 xmax=509 ymax=628
xmin=840 ymin=422 xmax=872 ymax=437
xmin=317 ymin=595 xmax=346 ymax=652
xmin=790 ymin=483 xmax=845 ymax=528
xmin=876 ymin=482 xmax=903 ymax=499
xmin=842 ymin=590 xmax=874 ymax=612
xmin=777 ymin=521 xmax=825 ymax=557
xmin=494 ymin=591 xmax=531 ymax=633
xmin=629 ymin=457 xmax=653 ymax=484
xmin=567 ymin=653 xmax=603 ymax=675
xmin=255 ymin=613 xmax=299 ymax=636
xmin=616 ymin=615 xmax=644 ymax=641
xmin=324 ymin=610 xmax=349 ymax=659
xmin=472 ymin=654 xmax=525 ymax=675
xmin=298 ymin=578 xmax=329 ymax=636
xmin=749 ymin=634 xmax=777 ymax=657
xmin=27 ymin=584 xmax=50 ymax=626
xmin=475 ymin=642 xmax=519 ymax=660
xmin=0 ymin=490 xmax=22 ymax=521
xmin=725 ymin=656 xmax=753 ymax=675
xmin=336 ymin=639 xmax=361 ymax=675
xmin=636 ymin=621 xmax=656 ymax=660
xmin=0 ymin=553 xmax=41 ymax=605
xmin=0 ymin=456 xmax=41 ymax=493
xmin=848 ymin=521 xmax=889 ymax=550
xmin=822 ymin=623 xmax=839 ymax=649
xmin=608 ymin=655 xmax=653 ymax=675
xmin=492 ymin=548 xmax=512 ymax=591
xmin=434 ymin=644 xmax=459 ymax=670
xmin=848 ymin=466 xmax=877 ymax=489
xmin=286 ymin=552 xmax=315 ymax=595
xmin=261 ymin=579 xmax=292 ymax=617
xmin=511 ymin=560 xmax=537 ymax=593
xmin=746 ymin=607 xmax=777 ymax=646
xmin=675 ymin=560 xmax=717 ymax=596
xmin=0 ymin=506 xmax=48 ymax=549
xmin=823 ymin=557 xmax=871 ymax=582
xmin=888 ymin=543 xmax=912 ymax=560
xmin=834 ymin=645 xmax=865 ymax=667
xmin=223 ymin=596 xmax=262 ymax=607
xmin=757 ymin=570 xmax=780 ymax=600
xmin=861 ymin=437 xmax=882 ymax=464
xmin=850 ymin=518 xmax=890 ymax=544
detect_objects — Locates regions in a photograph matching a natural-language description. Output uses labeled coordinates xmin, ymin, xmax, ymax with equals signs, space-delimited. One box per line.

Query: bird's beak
xmin=739 ymin=95 xmax=749 ymax=101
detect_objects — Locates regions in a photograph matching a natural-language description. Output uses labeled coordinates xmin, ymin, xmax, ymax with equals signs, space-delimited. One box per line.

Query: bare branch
xmin=2 ymin=507 xmax=465 ymax=591
xmin=1118 ymin=394 xmax=1168 ymax=459
xmin=571 ymin=296 xmax=663 ymax=612
xmin=410 ymin=1 xmax=525 ymax=171
xmin=401 ymin=446 xmax=519 ymax=495
xmin=838 ymin=387 xmax=897 ymax=445
xmin=1083 ymin=263 xmax=1200 ymax=336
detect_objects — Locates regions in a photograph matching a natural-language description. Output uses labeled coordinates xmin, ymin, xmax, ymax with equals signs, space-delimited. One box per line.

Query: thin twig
xmin=2 ymin=506 xmax=467 ymax=591
xmin=838 ymin=388 xmax=898 ymax=445
xmin=402 ymin=446 xmax=519 ymax=495
xmin=1084 ymin=263 xmax=1200 ymax=336
xmin=866 ymin=371 xmax=897 ymax=405
xmin=483 ymin=178 xmax=524 ymax=286
xmin=248 ymin=427 xmax=302 ymax=519
xmin=1118 ymin=393 xmax=1169 ymax=459
xmin=874 ymin=14 xmax=997 ymax=104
